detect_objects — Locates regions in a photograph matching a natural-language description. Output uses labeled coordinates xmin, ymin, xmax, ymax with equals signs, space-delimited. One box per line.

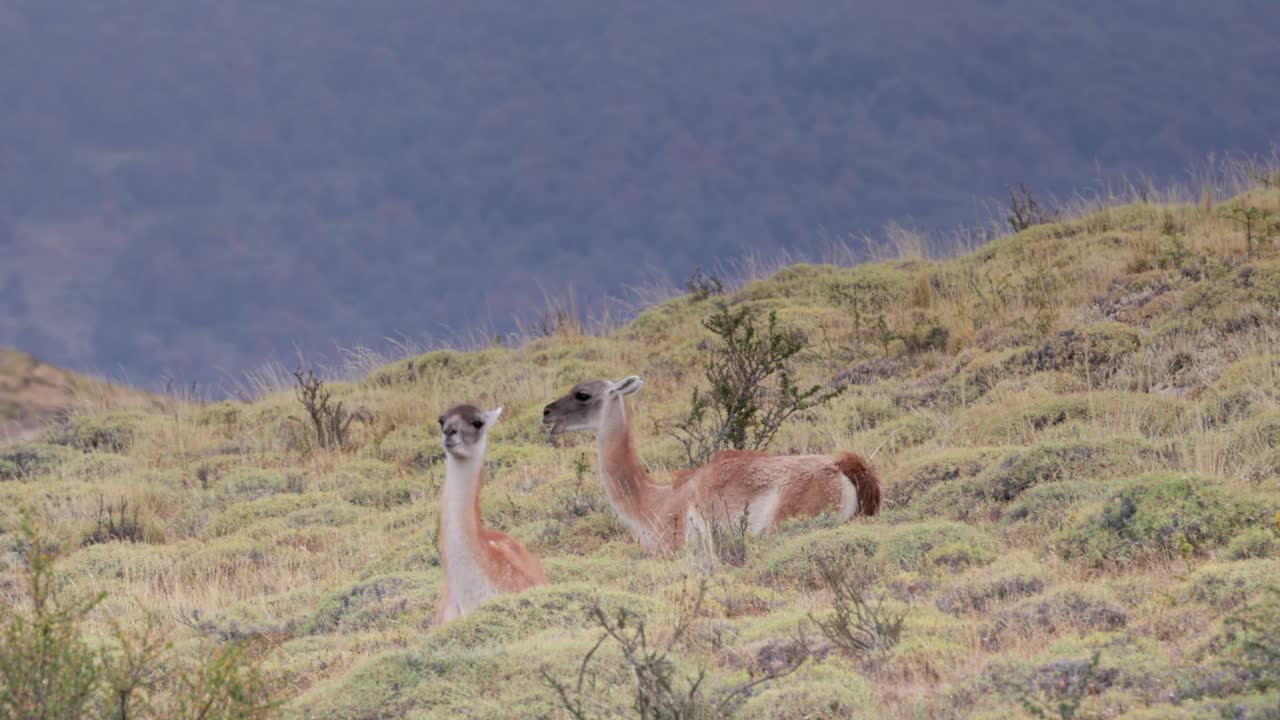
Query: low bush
xmin=1004 ymin=481 xmax=1102 ymax=528
xmin=758 ymin=525 xmax=880 ymax=589
xmin=984 ymin=586 xmax=1128 ymax=648
xmin=306 ymin=573 xmax=436 ymax=635
xmin=46 ymin=412 xmax=146 ymax=453
xmin=937 ymin=558 xmax=1047 ymax=615
xmin=1178 ymin=559 xmax=1280 ymax=611
xmin=1225 ymin=526 xmax=1278 ymax=560
xmin=0 ymin=515 xmax=277 ymax=719
xmin=0 ymin=442 xmax=73 ymax=480
xmin=1057 ymin=473 xmax=1274 ymax=568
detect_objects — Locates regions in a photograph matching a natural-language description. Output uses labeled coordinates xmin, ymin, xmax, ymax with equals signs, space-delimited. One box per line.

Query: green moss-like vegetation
xmin=1201 ymin=355 xmax=1280 ymax=425
xmin=429 ymin=583 xmax=657 ymax=650
xmin=205 ymin=493 xmax=325 ymax=537
xmin=9 ymin=192 xmax=1280 ymax=718
xmin=738 ymin=660 xmax=875 ymax=719
xmin=306 ymin=572 xmax=438 ymax=634
xmin=937 ymin=554 xmax=1047 ymax=614
xmin=1178 ymin=558 xmax=1280 ymax=611
xmin=1004 ymin=480 xmax=1104 ymax=528
xmin=1057 ymin=473 xmax=1275 ymax=568
xmin=1020 ymin=321 xmax=1142 ymax=382
xmin=980 ymin=437 xmax=1159 ymax=502
xmin=0 ymin=442 xmax=74 ymax=480
xmin=46 ymin=411 xmax=148 ymax=452
xmin=984 ymin=586 xmax=1128 ymax=648
xmin=887 ymin=446 xmax=1006 ymax=508
xmin=758 ymin=524 xmax=881 ymax=588
xmin=759 ymin=520 xmax=993 ymax=587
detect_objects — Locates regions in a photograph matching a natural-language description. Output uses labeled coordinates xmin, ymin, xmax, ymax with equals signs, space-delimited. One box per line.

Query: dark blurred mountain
xmin=1 ymin=0 xmax=1277 ymax=386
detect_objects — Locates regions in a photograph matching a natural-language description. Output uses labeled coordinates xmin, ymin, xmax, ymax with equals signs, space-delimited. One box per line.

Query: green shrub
xmin=1057 ymin=473 xmax=1274 ymax=568
xmin=1004 ymin=481 xmax=1103 ymax=528
xmin=736 ymin=662 xmax=874 ymax=720
xmin=668 ymin=305 xmax=844 ymax=466
xmin=1179 ymin=559 xmax=1280 ymax=611
xmin=984 ymin=586 xmax=1127 ymax=648
xmin=758 ymin=526 xmax=879 ymax=589
xmin=937 ymin=558 xmax=1047 ymax=614
xmin=46 ymin=412 xmax=146 ymax=452
xmin=880 ymin=522 xmax=995 ymax=573
xmin=431 ymin=584 xmax=656 ymax=650
xmin=213 ymin=468 xmax=289 ymax=504
xmin=0 ymin=519 xmax=103 ymax=718
xmin=0 ymin=443 xmax=73 ymax=480
xmin=1201 ymin=355 xmax=1280 ymax=425
xmin=306 ymin=573 xmax=436 ymax=635
xmin=887 ymin=447 xmax=1004 ymax=508
xmin=0 ymin=514 xmax=277 ymax=719
xmin=1225 ymin=526 xmax=1278 ymax=560
xmin=980 ymin=438 xmax=1157 ymax=503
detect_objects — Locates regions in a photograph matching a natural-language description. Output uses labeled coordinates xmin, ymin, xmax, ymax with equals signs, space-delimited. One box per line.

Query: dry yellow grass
xmin=3 ymin=185 xmax=1280 ymax=718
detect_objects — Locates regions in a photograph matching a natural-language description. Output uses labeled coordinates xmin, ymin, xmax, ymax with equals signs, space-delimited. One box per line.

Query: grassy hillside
xmin=5 ymin=0 xmax=1280 ymax=382
xmin=0 ymin=347 xmax=153 ymax=441
xmin=3 ymin=186 xmax=1280 ymax=718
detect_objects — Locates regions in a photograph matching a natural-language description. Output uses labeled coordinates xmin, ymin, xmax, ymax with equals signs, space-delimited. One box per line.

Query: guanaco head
xmin=542 ymin=376 xmax=644 ymax=437
xmin=438 ymin=404 xmax=503 ymax=461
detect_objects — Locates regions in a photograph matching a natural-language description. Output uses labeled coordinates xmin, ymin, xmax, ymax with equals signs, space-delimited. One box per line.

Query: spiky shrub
xmin=685 ymin=266 xmax=724 ymax=302
xmin=1222 ymin=205 xmax=1279 ymax=260
xmin=807 ymin=556 xmax=905 ymax=656
xmin=668 ymin=306 xmax=843 ymax=466
xmin=1006 ymin=183 xmax=1060 ymax=233
xmin=292 ymin=367 xmax=367 ymax=450
xmin=541 ymin=581 xmax=802 ymax=720
xmin=709 ymin=506 xmax=752 ymax=568
xmin=1014 ymin=650 xmax=1102 ymax=720
xmin=1222 ymin=585 xmax=1280 ymax=692
xmin=0 ymin=515 xmax=278 ymax=720
xmin=0 ymin=516 xmax=103 ymax=719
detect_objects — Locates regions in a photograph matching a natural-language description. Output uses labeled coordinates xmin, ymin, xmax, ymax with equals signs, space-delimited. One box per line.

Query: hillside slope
xmin=0 ymin=347 xmax=152 ymax=441
xmin=2 ymin=188 xmax=1279 ymax=717
xmin=3 ymin=1 xmax=1280 ymax=382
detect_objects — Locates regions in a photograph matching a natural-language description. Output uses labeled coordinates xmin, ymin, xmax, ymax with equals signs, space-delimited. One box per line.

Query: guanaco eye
xmin=574 ymin=392 xmax=591 ymax=402
xmin=437 ymin=417 xmax=444 ymax=427
xmin=472 ymin=420 xmax=484 ymax=429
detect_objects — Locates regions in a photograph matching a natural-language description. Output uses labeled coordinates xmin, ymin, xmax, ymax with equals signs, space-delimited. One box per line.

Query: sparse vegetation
xmin=668 ymin=306 xmax=844 ymax=466
xmin=685 ymin=267 xmax=725 ymax=302
xmin=291 ymin=368 xmax=366 ymax=451
xmin=0 ymin=515 xmax=277 ymax=719
xmin=542 ymin=582 xmax=803 ymax=720
xmin=3 ymin=183 xmax=1280 ymax=718
xmin=1013 ymin=650 xmax=1102 ymax=720
xmin=83 ymin=495 xmax=147 ymax=546
xmin=807 ymin=557 xmax=906 ymax=656
xmin=1222 ymin=205 xmax=1280 ymax=260
xmin=1006 ymin=183 xmax=1060 ymax=233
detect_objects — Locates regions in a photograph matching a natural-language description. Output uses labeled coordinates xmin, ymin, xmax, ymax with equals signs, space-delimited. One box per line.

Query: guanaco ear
xmin=482 ymin=406 xmax=504 ymax=426
xmin=610 ymin=376 xmax=644 ymax=397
